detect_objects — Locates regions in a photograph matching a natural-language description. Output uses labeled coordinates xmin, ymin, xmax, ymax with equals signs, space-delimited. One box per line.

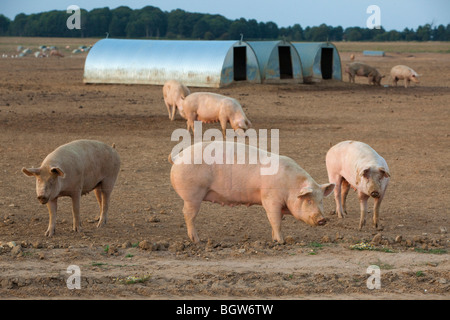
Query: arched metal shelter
xmin=292 ymin=42 xmax=342 ymax=83
xmin=247 ymin=40 xmax=303 ymax=83
xmin=83 ymin=39 xmax=261 ymax=88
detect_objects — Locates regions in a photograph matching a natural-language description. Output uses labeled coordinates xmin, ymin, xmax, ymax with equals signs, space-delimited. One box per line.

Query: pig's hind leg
xmin=182 ymin=200 xmax=202 ymax=243
xmin=330 ymin=176 xmax=345 ymax=218
xmin=95 ymin=177 xmax=116 ymax=228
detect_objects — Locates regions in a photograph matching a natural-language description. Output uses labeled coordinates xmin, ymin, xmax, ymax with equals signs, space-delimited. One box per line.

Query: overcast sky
xmin=1 ymin=0 xmax=449 ymax=31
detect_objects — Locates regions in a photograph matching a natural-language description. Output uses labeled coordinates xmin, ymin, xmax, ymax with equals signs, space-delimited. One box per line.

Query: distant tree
xmin=416 ymin=23 xmax=432 ymax=41
xmin=109 ymin=6 xmax=132 ymax=37
xmin=192 ymin=19 xmax=209 ymax=39
xmin=84 ymin=7 xmax=112 ymax=37
xmin=0 ymin=14 xmax=10 ymax=36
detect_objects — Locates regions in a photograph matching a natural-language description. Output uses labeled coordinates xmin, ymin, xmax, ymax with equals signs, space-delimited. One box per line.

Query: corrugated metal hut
xmin=83 ymin=39 xmax=261 ymax=87
xmin=292 ymin=42 xmax=342 ymax=83
xmin=247 ymin=40 xmax=303 ymax=83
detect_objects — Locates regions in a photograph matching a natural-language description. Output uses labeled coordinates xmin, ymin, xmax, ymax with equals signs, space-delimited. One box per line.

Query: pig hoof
xmin=330 ymin=210 xmax=336 ymax=215
xmin=45 ymin=229 xmax=54 ymax=237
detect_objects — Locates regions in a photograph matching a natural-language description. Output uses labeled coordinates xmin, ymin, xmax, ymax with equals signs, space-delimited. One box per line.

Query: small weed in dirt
xmin=349 ymin=242 xmax=395 ymax=253
xmin=115 ymin=274 xmax=151 ymax=285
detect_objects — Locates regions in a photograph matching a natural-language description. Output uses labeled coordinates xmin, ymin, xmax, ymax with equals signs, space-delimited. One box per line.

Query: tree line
xmin=0 ymin=5 xmax=449 ymax=41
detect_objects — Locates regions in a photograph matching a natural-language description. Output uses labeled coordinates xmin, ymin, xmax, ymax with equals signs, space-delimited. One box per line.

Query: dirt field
xmin=0 ymin=38 xmax=448 ymax=300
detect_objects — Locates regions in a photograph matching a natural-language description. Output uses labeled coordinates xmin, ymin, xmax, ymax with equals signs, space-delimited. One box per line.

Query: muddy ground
xmin=0 ymin=38 xmax=448 ymax=299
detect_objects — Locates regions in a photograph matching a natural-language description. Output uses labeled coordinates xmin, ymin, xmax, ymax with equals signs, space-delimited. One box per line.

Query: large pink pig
xmin=181 ymin=92 xmax=252 ymax=136
xmin=325 ymin=141 xmax=390 ymax=230
xmin=22 ymin=140 xmax=121 ymax=237
xmin=169 ymin=141 xmax=335 ymax=243
xmin=390 ymin=65 xmax=420 ymax=88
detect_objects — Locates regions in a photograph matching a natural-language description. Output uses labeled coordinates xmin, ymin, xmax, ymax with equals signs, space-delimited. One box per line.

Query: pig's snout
xmin=317 ymin=218 xmax=327 ymax=226
xmin=370 ymin=191 xmax=380 ymax=198
xmin=37 ymin=195 xmax=48 ymax=204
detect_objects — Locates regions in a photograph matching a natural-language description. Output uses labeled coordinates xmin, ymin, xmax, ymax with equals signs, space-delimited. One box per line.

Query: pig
xmin=163 ymin=80 xmax=190 ymax=120
xmin=180 ymin=92 xmax=252 ymax=136
xmin=22 ymin=139 xmax=121 ymax=237
xmin=169 ymin=141 xmax=335 ymax=243
xmin=390 ymin=65 xmax=420 ymax=88
xmin=325 ymin=141 xmax=390 ymax=230
xmin=344 ymin=62 xmax=385 ymax=85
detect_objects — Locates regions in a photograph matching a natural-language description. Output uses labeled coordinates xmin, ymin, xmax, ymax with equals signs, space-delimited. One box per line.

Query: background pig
xmin=163 ymin=79 xmax=190 ymax=120
xmin=170 ymin=141 xmax=335 ymax=243
xmin=22 ymin=139 xmax=121 ymax=237
xmin=325 ymin=141 xmax=390 ymax=230
xmin=390 ymin=65 xmax=420 ymax=88
xmin=181 ymin=92 xmax=252 ymax=136
xmin=344 ymin=62 xmax=385 ymax=85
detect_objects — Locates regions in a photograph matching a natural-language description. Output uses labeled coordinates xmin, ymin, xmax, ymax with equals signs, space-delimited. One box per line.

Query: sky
xmin=1 ymin=0 xmax=449 ymax=31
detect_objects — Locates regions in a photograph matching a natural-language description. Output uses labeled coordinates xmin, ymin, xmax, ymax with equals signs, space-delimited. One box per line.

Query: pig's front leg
xmin=341 ymin=179 xmax=350 ymax=216
xmin=71 ymin=192 xmax=82 ymax=233
xmin=262 ymin=199 xmax=284 ymax=244
xmin=358 ymin=191 xmax=369 ymax=230
xmin=45 ymin=198 xmax=58 ymax=237
xmin=372 ymin=194 xmax=384 ymax=229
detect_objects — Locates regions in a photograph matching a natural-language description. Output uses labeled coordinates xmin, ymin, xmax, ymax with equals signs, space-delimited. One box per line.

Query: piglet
xmin=325 ymin=141 xmax=390 ymax=230
xmin=22 ymin=139 xmax=121 ymax=237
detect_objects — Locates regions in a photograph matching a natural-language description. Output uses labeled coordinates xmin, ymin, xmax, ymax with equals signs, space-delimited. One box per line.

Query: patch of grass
xmin=416 ymin=271 xmax=424 ymax=277
xmin=369 ymin=259 xmax=394 ymax=270
xmin=414 ymin=248 xmax=447 ymax=254
xmin=349 ymin=241 xmax=395 ymax=253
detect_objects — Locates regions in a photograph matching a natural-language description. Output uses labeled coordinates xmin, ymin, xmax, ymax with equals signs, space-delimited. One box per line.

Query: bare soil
xmin=0 ymin=38 xmax=448 ymax=299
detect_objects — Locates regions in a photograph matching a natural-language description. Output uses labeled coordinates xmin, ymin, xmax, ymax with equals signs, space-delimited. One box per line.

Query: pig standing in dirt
xmin=390 ymin=65 xmax=420 ymax=88
xmin=169 ymin=141 xmax=335 ymax=243
xmin=325 ymin=141 xmax=390 ymax=230
xmin=181 ymin=92 xmax=252 ymax=136
xmin=163 ymin=80 xmax=190 ymax=120
xmin=345 ymin=62 xmax=385 ymax=85
xmin=22 ymin=139 xmax=121 ymax=237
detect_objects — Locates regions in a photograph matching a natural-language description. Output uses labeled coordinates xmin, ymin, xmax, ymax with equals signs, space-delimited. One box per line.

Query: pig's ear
xmin=359 ymin=168 xmax=370 ymax=178
xmin=379 ymin=167 xmax=390 ymax=178
xmin=22 ymin=167 xmax=40 ymax=177
xmin=321 ymin=183 xmax=335 ymax=197
xmin=298 ymin=187 xmax=313 ymax=198
xmin=50 ymin=167 xmax=65 ymax=178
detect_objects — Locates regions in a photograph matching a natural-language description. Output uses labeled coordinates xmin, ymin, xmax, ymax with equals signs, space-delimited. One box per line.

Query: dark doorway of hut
xmin=233 ymin=47 xmax=247 ymax=81
xmin=278 ymin=46 xmax=293 ymax=79
xmin=321 ymin=48 xmax=333 ymax=79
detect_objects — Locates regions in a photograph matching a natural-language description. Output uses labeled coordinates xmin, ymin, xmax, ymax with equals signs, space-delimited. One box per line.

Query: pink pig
xmin=181 ymin=92 xmax=252 ymax=136
xmin=169 ymin=141 xmax=335 ymax=243
xmin=163 ymin=79 xmax=190 ymax=120
xmin=325 ymin=141 xmax=390 ymax=230
xmin=22 ymin=140 xmax=121 ymax=237
xmin=390 ymin=65 xmax=420 ymax=88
